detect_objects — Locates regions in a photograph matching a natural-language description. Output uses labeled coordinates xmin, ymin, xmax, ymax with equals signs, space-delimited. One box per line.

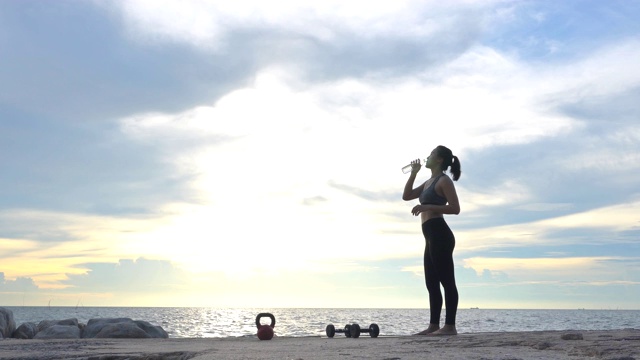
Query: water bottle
xmin=402 ymin=159 xmax=421 ymax=174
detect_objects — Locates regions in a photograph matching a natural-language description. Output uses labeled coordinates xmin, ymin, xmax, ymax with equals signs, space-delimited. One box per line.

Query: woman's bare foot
xmin=430 ymin=324 xmax=457 ymax=336
xmin=414 ymin=324 xmax=440 ymax=335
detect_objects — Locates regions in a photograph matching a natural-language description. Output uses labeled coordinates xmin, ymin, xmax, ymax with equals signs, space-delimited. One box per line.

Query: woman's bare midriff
xmin=421 ymin=212 xmax=443 ymax=224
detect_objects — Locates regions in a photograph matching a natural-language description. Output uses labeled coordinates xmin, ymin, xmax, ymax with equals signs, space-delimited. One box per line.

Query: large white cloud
xmin=115 ymin=0 xmax=500 ymax=49
xmin=111 ymin=39 xmax=602 ymax=276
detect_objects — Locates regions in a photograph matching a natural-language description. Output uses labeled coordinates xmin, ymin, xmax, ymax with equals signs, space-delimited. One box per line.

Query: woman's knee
xmin=425 ymin=280 xmax=441 ymax=293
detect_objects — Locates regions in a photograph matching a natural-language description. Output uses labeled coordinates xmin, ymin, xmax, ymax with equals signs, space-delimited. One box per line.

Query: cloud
xmin=0 ymin=111 xmax=199 ymax=217
xmin=62 ymin=258 xmax=189 ymax=292
xmin=514 ymin=203 xmax=574 ymax=212
xmin=105 ymin=28 xmax=640 ymax=279
xmin=454 ymin=199 xmax=640 ymax=254
xmin=0 ymin=273 xmax=39 ymax=292
xmin=302 ymin=196 xmax=327 ymax=206
xmin=452 ymin=38 xmax=640 ymax=224
xmin=0 ymin=2 xmax=256 ymax=121
xmin=115 ymin=0 xmax=495 ymax=48
xmin=109 ymin=0 xmax=522 ymax=85
xmin=2 ymin=0 xmax=640 ymax=309
xmin=462 ymin=256 xmax=633 ymax=280
xmin=457 ymin=255 xmax=640 ymax=309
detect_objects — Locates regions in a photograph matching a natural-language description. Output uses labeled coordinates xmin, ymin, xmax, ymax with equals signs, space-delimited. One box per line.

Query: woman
xmin=402 ymin=145 xmax=461 ymax=336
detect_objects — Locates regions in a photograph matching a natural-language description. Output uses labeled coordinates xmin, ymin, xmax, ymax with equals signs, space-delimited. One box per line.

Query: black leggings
xmin=422 ymin=217 xmax=458 ymax=325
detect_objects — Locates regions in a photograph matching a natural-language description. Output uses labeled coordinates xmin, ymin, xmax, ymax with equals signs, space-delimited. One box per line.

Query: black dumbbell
xmin=325 ymin=324 xmax=355 ymax=338
xmin=349 ymin=323 xmax=380 ymax=338
xmin=325 ymin=323 xmax=380 ymax=338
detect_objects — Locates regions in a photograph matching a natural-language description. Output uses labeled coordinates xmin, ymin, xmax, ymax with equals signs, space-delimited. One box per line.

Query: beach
xmin=1 ymin=329 xmax=638 ymax=360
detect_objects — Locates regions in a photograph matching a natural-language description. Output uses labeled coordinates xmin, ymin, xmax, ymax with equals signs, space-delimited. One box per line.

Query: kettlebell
xmin=256 ymin=313 xmax=276 ymax=340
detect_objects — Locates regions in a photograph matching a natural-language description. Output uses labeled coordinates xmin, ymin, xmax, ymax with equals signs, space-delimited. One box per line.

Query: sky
xmin=1 ymin=0 xmax=639 ymax=310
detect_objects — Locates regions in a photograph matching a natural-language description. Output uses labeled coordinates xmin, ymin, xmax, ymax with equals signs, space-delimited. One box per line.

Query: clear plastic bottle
xmin=402 ymin=159 xmax=422 ymax=174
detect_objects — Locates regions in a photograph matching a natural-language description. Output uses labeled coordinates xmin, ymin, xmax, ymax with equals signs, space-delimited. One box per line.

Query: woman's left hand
xmin=411 ymin=205 xmax=430 ymax=216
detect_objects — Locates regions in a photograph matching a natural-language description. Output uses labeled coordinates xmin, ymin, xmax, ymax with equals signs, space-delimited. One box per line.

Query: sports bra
xmin=419 ymin=174 xmax=447 ymax=205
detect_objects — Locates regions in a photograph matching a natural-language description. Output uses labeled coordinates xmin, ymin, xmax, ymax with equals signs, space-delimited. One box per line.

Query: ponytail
xmin=435 ymin=145 xmax=461 ymax=181
xmin=450 ymin=155 xmax=461 ymax=181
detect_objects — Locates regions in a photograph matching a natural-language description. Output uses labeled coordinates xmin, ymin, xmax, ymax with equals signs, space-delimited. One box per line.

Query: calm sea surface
xmin=5 ymin=307 xmax=640 ymax=338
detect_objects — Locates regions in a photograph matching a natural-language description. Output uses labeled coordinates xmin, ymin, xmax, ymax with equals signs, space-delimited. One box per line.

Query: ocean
xmin=5 ymin=307 xmax=640 ymax=338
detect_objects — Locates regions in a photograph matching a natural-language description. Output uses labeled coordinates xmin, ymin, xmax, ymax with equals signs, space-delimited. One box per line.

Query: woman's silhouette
xmin=402 ymin=145 xmax=461 ymax=335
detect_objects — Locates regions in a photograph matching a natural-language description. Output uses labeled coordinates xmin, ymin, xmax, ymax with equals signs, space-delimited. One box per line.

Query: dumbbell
xmin=325 ymin=323 xmax=380 ymax=338
xmin=325 ymin=324 xmax=354 ymax=338
xmin=349 ymin=323 xmax=380 ymax=338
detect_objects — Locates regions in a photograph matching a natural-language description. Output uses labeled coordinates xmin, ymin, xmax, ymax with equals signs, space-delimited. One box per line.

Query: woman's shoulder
xmin=437 ymin=173 xmax=454 ymax=186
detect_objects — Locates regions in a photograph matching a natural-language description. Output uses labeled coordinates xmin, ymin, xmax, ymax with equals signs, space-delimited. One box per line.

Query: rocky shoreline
xmin=1 ymin=307 xmax=167 ymax=340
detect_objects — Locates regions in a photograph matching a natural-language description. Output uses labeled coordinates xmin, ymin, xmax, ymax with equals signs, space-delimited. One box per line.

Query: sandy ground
xmin=0 ymin=329 xmax=638 ymax=360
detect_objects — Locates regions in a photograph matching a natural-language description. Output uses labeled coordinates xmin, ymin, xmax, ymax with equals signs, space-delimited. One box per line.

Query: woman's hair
xmin=435 ymin=145 xmax=461 ymax=181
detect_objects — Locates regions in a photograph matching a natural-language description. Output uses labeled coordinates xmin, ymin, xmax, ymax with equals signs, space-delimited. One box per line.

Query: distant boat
xmin=470 ymin=307 xmax=479 ymax=309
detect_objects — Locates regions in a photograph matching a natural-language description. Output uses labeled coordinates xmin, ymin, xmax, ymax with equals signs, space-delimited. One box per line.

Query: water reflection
xmin=6 ymin=307 xmax=640 ymax=338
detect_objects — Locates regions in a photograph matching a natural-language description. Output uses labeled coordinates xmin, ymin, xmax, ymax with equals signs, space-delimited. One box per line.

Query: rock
xmin=83 ymin=318 xmax=168 ymax=339
xmin=34 ymin=324 xmax=81 ymax=339
xmin=561 ymin=332 xmax=584 ymax=340
xmin=95 ymin=323 xmax=151 ymax=338
xmin=31 ymin=318 xmax=82 ymax=339
xmin=133 ymin=320 xmax=169 ymax=338
xmin=0 ymin=307 xmax=17 ymax=338
xmin=37 ymin=318 xmax=79 ymax=332
xmin=12 ymin=322 xmax=38 ymax=339
xmin=82 ymin=318 xmax=133 ymax=338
